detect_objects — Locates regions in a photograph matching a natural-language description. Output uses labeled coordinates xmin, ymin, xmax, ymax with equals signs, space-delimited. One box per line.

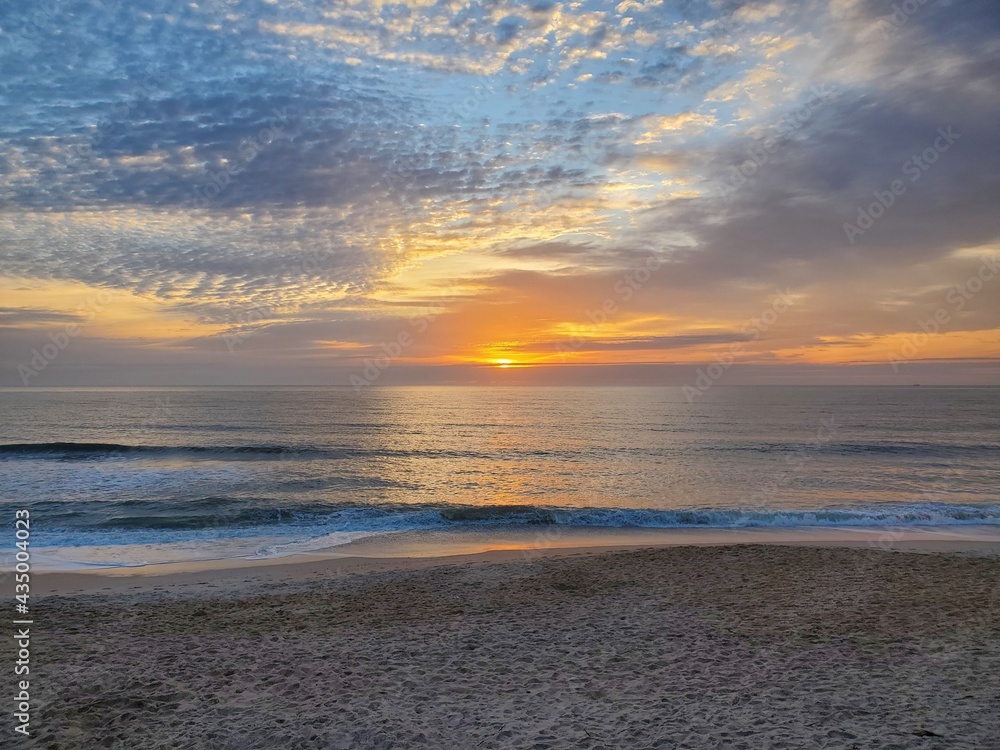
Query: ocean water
xmin=1 ymin=386 xmax=998 ymax=566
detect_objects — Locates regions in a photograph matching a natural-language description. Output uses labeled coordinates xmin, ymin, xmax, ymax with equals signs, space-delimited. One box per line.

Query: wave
xmin=23 ymin=499 xmax=1000 ymax=536
xmin=818 ymin=441 xmax=995 ymax=457
xmin=0 ymin=442 xmax=347 ymax=460
xmin=711 ymin=441 xmax=997 ymax=457
xmin=450 ymin=502 xmax=1000 ymax=528
xmin=5 ymin=438 xmax=995 ymax=463
xmin=0 ymin=441 xmax=509 ymax=461
xmin=0 ymin=442 xmax=598 ymax=463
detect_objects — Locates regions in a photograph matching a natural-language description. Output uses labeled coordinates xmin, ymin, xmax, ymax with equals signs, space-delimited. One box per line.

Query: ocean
xmin=1 ymin=386 xmax=998 ymax=567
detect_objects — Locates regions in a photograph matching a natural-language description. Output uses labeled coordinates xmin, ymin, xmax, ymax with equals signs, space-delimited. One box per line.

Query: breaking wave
xmin=22 ymin=499 xmax=1000 ymax=551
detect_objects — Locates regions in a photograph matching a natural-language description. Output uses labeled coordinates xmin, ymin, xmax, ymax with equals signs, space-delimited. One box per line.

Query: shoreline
xmin=29 ymin=524 xmax=1000 ymax=597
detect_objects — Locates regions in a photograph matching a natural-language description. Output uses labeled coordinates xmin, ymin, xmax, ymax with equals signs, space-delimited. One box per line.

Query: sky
xmin=1 ymin=0 xmax=998 ymax=387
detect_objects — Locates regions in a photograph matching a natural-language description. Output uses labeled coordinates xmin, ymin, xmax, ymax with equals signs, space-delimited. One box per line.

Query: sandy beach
xmin=18 ymin=543 xmax=1000 ymax=749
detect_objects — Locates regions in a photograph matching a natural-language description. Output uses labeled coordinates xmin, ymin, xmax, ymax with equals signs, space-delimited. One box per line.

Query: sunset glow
xmin=1 ymin=1 xmax=998 ymax=386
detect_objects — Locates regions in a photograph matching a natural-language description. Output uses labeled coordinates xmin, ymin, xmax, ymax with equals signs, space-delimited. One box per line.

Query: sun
xmin=495 ymin=359 xmax=514 ymax=368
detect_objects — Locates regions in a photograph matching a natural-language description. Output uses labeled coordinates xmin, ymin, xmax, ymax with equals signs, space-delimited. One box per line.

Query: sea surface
xmin=1 ymin=386 xmax=998 ymax=567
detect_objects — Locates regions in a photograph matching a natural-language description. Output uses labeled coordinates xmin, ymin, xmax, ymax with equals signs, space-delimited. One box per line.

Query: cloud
xmin=1 ymin=0 xmax=998 ymax=384
xmin=529 ymin=332 xmax=754 ymax=351
xmin=733 ymin=3 xmax=785 ymax=23
xmin=0 ymin=308 xmax=85 ymax=326
xmin=634 ymin=112 xmax=718 ymax=143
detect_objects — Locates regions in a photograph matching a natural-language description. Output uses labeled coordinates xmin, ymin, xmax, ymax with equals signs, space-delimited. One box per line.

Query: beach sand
xmin=18 ymin=544 xmax=1000 ymax=749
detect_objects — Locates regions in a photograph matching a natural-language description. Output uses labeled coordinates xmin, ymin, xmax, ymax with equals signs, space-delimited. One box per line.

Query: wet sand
xmin=31 ymin=524 xmax=1000 ymax=588
xmin=17 ymin=543 xmax=1000 ymax=749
